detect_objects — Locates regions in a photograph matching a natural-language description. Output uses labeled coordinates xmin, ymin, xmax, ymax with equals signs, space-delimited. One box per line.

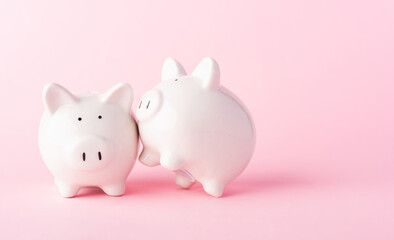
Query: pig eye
xmin=98 ymin=115 xmax=102 ymax=119
xmin=78 ymin=117 xmax=82 ymax=121
xmin=174 ymin=78 xmax=178 ymax=81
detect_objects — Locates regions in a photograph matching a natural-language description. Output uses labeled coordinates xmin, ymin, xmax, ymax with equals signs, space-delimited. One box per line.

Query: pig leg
xmin=202 ymin=180 xmax=225 ymax=198
xmin=139 ymin=148 xmax=160 ymax=167
xmin=175 ymin=169 xmax=195 ymax=189
xmin=160 ymin=152 xmax=184 ymax=171
xmin=101 ymin=182 xmax=126 ymax=196
xmin=55 ymin=179 xmax=80 ymax=198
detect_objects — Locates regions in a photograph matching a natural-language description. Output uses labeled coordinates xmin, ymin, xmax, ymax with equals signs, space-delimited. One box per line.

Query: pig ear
xmin=101 ymin=83 xmax=133 ymax=113
xmin=192 ymin=57 xmax=220 ymax=89
xmin=43 ymin=83 xmax=77 ymax=115
xmin=161 ymin=58 xmax=186 ymax=82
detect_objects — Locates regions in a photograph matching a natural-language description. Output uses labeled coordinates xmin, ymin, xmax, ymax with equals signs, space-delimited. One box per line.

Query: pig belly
xmin=180 ymin=130 xmax=254 ymax=185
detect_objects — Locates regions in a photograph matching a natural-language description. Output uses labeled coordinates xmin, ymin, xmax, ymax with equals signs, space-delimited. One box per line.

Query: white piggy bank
xmin=39 ymin=83 xmax=139 ymax=197
xmin=136 ymin=57 xmax=255 ymax=197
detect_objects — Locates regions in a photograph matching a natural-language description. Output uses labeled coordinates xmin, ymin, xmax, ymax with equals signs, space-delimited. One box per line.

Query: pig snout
xmin=135 ymin=89 xmax=162 ymax=122
xmin=67 ymin=136 xmax=113 ymax=171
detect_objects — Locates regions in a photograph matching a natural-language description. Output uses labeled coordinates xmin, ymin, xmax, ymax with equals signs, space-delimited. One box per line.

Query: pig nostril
xmin=98 ymin=151 xmax=102 ymax=160
xmin=82 ymin=152 xmax=86 ymax=161
xmin=146 ymin=100 xmax=150 ymax=109
xmin=138 ymin=101 xmax=142 ymax=109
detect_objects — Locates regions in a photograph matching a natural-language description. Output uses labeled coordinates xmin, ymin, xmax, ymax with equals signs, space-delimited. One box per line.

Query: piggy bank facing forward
xmin=136 ymin=57 xmax=255 ymax=197
xmin=39 ymin=83 xmax=139 ymax=197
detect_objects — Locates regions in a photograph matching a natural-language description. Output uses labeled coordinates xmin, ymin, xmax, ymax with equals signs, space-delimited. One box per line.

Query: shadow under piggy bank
xmin=59 ymin=171 xmax=319 ymax=198
xmin=122 ymin=172 xmax=318 ymax=198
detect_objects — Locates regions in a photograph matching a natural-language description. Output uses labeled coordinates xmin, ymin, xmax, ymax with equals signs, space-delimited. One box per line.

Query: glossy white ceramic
xmin=136 ymin=57 xmax=255 ymax=197
xmin=39 ymin=83 xmax=139 ymax=197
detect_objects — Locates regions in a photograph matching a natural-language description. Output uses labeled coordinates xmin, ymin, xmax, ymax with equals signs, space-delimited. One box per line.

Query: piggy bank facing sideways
xmin=136 ymin=57 xmax=256 ymax=197
xmin=39 ymin=83 xmax=139 ymax=197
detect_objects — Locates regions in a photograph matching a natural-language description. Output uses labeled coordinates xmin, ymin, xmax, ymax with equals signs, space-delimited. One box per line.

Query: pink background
xmin=0 ymin=0 xmax=393 ymax=239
